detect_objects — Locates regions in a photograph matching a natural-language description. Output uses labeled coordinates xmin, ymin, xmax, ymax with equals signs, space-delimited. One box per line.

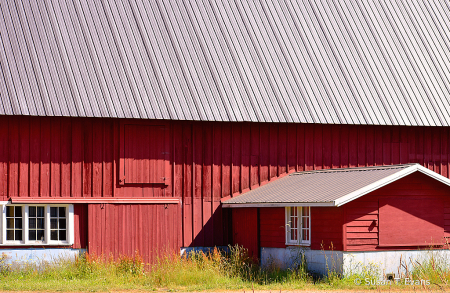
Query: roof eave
xmin=222 ymin=202 xmax=335 ymax=208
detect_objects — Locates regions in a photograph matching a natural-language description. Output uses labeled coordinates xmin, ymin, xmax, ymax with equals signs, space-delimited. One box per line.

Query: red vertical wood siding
xmin=73 ymin=204 xmax=88 ymax=249
xmin=87 ymin=203 xmax=180 ymax=264
xmin=259 ymin=207 xmax=285 ymax=248
xmin=3 ymin=116 xmax=450 ymax=249
xmin=311 ymin=207 xmax=344 ymax=251
xmin=232 ymin=208 xmax=258 ymax=258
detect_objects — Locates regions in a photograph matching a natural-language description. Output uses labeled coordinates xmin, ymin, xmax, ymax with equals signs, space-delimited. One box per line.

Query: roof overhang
xmin=223 ymin=164 xmax=450 ymax=208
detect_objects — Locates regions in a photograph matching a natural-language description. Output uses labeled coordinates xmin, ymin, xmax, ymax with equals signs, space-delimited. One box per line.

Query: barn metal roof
xmin=222 ymin=164 xmax=450 ymax=207
xmin=2 ymin=1 xmax=450 ymax=125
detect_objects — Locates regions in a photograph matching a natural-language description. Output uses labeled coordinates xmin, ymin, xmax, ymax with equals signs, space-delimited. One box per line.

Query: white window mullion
xmin=0 ymin=204 xmax=4 ymax=244
xmin=24 ymin=205 xmax=29 ymax=244
xmin=45 ymin=205 xmax=50 ymax=245
xmin=68 ymin=205 xmax=74 ymax=245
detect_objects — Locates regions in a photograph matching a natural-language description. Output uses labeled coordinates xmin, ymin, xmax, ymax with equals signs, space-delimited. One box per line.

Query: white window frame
xmin=285 ymin=206 xmax=311 ymax=246
xmin=0 ymin=203 xmax=74 ymax=246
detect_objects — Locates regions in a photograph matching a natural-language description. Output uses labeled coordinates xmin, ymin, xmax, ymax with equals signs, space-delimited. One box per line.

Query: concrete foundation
xmin=261 ymin=247 xmax=450 ymax=277
xmin=0 ymin=248 xmax=84 ymax=268
xmin=261 ymin=247 xmax=343 ymax=275
xmin=343 ymin=249 xmax=450 ymax=278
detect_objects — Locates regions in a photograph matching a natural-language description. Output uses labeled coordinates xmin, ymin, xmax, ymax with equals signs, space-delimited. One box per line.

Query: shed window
xmin=120 ymin=124 xmax=169 ymax=185
xmin=286 ymin=207 xmax=310 ymax=245
xmin=1 ymin=204 xmax=74 ymax=245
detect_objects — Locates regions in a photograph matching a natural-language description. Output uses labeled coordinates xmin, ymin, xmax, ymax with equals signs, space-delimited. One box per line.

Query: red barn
xmin=1 ymin=0 xmax=450 ymax=276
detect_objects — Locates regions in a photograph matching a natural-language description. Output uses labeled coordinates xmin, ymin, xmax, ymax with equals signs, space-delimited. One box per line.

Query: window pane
xmin=7 ymin=218 xmax=13 ymax=229
xmin=51 ymin=230 xmax=58 ymax=241
xmin=37 ymin=218 xmax=45 ymax=229
xmin=302 ymin=218 xmax=309 ymax=229
xmin=29 ymin=230 xmax=37 ymax=241
xmin=291 ymin=229 xmax=297 ymax=241
xmin=59 ymin=230 xmax=66 ymax=241
xmin=37 ymin=230 xmax=44 ymax=241
xmin=50 ymin=207 xmax=57 ymax=217
xmin=302 ymin=230 xmax=308 ymax=241
xmin=59 ymin=207 xmax=66 ymax=218
xmin=15 ymin=206 xmax=22 ymax=216
xmin=29 ymin=218 xmax=36 ymax=229
xmin=6 ymin=206 xmax=14 ymax=217
xmin=15 ymin=218 xmax=22 ymax=229
xmin=37 ymin=207 xmax=45 ymax=217
xmin=15 ymin=230 xmax=22 ymax=241
xmin=6 ymin=230 xmax=14 ymax=240
xmin=302 ymin=207 xmax=309 ymax=216
xmin=29 ymin=206 xmax=36 ymax=217
xmin=59 ymin=219 xmax=66 ymax=229
xmin=50 ymin=219 xmax=58 ymax=229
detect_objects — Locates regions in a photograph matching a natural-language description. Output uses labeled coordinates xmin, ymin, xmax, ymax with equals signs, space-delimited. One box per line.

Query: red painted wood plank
xmin=172 ymin=123 xmax=183 ymax=199
xmin=322 ymin=125 xmax=331 ymax=170
xmin=18 ymin=117 xmax=29 ymax=197
xmin=374 ymin=126 xmax=383 ymax=166
xmin=193 ymin=124 xmax=202 ymax=199
xmin=92 ymin=120 xmax=102 ymax=197
xmin=40 ymin=118 xmax=51 ymax=197
xmin=0 ymin=117 xmax=8 ymax=200
xmin=241 ymin=123 xmax=250 ymax=190
xmin=304 ymin=124 xmax=314 ymax=171
xmin=424 ymin=127 xmax=432 ymax=169
xmin=193 ymin=198 xmax=203 ymax=246
xmin=297 ymin=124 xmax=305 ymax=171
xmin=50 ymin=118 xmax=61 ymax=198
xmin=347 ymin=232 xmax=379 ymax=239
xmin=314 ymin=124 xmax=323 ymax=170
xmin=441 ymin=128 xmax=448 ymax=178
xmin=202 ymin=124 xmax=212 ymax=200
xmin=232 ymin=124 xmax=241 ymax=195
xmin=340 ymin=125 xmax=349 ymax=168
xmin=203 ymin=199 xmax=213 ymax=247
xmin=213 ymin=200 xmax=223 ymax=246
xmin=347 ymin=238 xmax=378 ymax=245
xmin=60 ymin=118 xmax=71 ymax=197
xmin=83 ymin=120 xmax=93 ymax=197
xmin=213 ymin=124 xmax=222 ymax=197
xmin=348 ymin=125 xmax=357 ymax=167
xmin=222 ymin=123 xmax=231 ymax=197
xmin=331 ymin=125 xmax=340 ymax=169
xmin=269 ymin=124 xmax=278 ymax=177
xmin=287 ymin=124 xmax=297 ymax=173
xmin=71 ymin=120 xmax=83 ymax=197
xmin=358 ymin=125 xmax=366 ymax=167
xmin=9 ymin=116 xmax=19 ymax=198
xmin=250 ymin=124 xmax=260 ymax=188
xmin=347 ymin=226 xmax=379 ymax=233
xmin=259 ymin=124 xmax=269 ymax=183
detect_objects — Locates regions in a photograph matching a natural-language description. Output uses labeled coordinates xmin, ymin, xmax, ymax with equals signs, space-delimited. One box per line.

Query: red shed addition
xmin=224 ymin=164 xmax=450 ymax=275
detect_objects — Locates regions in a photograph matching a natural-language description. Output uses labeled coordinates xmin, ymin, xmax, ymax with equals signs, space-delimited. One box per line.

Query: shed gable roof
xmin=2 ymin=1 xmax=450 ymax=125
xmin=222 ymin=164 xmax=450 ymax=207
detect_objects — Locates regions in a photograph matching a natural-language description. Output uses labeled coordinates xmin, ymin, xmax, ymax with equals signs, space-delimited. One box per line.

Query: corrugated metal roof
xmin=2 ymin=1 xmax=450 ymax=125
xmin=223 ymin=164 xmax=417 ymax=206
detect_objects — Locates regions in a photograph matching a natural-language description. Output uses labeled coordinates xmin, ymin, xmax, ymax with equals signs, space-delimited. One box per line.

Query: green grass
xmin=0 ymin=246 xmax=449 ymax=292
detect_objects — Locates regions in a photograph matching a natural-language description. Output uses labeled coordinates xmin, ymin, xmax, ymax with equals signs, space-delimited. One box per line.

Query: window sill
xmin=285 ymin=243 xmax=311 ymax=247
xmin=0 ymin=243 xmax=73 ymax=246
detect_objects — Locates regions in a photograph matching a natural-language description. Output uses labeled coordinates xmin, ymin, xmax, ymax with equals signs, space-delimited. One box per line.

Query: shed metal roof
xmin=222 ymin=164 xmax=450 ymax=207
xmin=2 ymin=1 xmax=450 ymax=125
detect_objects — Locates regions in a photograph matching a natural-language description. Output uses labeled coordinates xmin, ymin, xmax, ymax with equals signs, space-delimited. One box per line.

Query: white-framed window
xmin=286 ymin=206 xmax=310 ymax=246
xmin=0 ymin=203 xmax=74 ymax=245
